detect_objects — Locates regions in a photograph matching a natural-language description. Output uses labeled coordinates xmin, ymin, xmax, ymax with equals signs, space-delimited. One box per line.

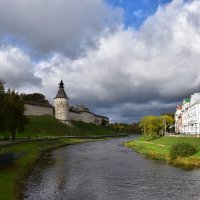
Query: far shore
xmin=124 ymin=136 xmax=200 ymax=169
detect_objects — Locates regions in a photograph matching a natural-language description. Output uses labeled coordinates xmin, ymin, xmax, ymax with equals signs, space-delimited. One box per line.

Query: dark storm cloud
xmin=0 ymin=0 xmax=123 ymax=57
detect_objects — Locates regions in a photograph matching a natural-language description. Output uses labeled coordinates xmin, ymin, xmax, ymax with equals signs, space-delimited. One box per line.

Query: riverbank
xmin=125 ymin=136 xmax=200 ymax=169
xmin=0 ymin=115 xmax=115 ymax=139
xmin=0 ymin=138 xmax=101 ymax=200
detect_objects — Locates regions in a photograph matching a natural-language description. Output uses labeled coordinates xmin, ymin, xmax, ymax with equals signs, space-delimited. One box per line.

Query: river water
xmin=24 ymin=136 xmax=200 ymax=200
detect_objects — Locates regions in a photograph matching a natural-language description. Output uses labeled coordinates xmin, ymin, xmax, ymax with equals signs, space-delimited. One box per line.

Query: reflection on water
xmin=24 ymin=137 xmax=200 ymax=200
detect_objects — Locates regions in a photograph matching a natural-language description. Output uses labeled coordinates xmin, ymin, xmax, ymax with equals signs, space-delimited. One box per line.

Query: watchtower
xmin=54 ymin=80 xmax=69 ymax=123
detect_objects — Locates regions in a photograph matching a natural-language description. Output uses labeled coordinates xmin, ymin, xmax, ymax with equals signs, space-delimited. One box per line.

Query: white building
xmin=181 ymin=98 xmax=190 ymax=134
xmin=187 ymin=93 xmax=200 ymax=134
xmin=176 ymin=93 xmax=200 ymax=135
xmin=175 ymin=105 xmax=182 ymax=133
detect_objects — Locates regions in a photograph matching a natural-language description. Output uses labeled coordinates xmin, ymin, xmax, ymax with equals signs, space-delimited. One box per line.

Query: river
xmin=23 ymin=136 xmax=200 ymax=200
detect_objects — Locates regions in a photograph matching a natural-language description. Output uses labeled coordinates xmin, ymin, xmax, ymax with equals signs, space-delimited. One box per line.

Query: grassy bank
xmin=0 ymin=115 xmax=114 ymax=138
xmin=0 ymin=138 xmax=98 ymax=200
xmin=125 ymin=136 xmax=200 ymax=168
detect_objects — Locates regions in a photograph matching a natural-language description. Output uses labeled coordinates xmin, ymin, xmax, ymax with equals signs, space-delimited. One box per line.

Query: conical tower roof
xmin=54 ymin=80 xmax=69 ymax=99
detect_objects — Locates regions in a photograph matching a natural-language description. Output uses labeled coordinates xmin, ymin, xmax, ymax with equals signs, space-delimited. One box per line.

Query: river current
xmin=24 ymin=136 xmax=200 ymax=200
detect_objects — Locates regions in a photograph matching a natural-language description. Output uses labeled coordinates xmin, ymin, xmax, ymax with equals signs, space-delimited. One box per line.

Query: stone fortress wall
xmin=24 ymin=103 xmax=109 ymax=125
xmin=69 ymin=105 xmax=109 ymax=125
xmin=24 ymin=81 xmax=109 ymax=125
xmin=24 ymin=102 xmax=54 ymax=116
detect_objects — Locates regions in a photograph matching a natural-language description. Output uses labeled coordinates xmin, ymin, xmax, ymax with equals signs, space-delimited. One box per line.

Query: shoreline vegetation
xmin=125 ymin=136 xmax=200 ymax=169
xmin=0 ymin=115 xmax=129 ymax=200
xmin=0 ymin=138 xmax=102 ymax=200
xmin=1 ymin=137 xmax=125 ymax=200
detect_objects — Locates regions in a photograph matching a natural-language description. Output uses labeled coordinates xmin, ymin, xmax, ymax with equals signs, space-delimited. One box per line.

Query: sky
xmin=0 ymin=0 xmax=200 ymax=123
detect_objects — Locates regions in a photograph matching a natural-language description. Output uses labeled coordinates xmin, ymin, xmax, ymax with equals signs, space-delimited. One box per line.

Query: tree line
xmin=139 ymin=113 xmax=174 ymax=138
xmin=0 ymin=80 xmax=28 ymax=140
xmin=0 ymin=80 xmax=50 ymax=140
xmin=108 ymin=122 xmax=141 ymax=134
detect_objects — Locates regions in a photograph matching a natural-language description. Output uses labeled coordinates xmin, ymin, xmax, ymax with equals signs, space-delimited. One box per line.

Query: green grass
xmin=0 ymin=115 xmax=118 ymax=200
xmin=0 ymin=115 xmax=114 ymax=138
xmin=0 ymin=138 xmax=96 ymax=200
xmin=125 ymin=136 xmax=200 ymax=168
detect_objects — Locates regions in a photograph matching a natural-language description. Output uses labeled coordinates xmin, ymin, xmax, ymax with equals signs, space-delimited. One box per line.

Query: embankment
xmin=125 ymin=136 xmax=200 ymax=168
xmin=0 ymin=138 xmax=100 ymax=200
xmin=0 ymin=115 xmax=126 ymax=200
xmin=0 ymin=115 xmax=116 ymax=138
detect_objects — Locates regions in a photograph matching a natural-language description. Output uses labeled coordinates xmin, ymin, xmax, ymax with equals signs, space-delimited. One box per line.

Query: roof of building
xmin=24 ymin=101 xmax=54 ymax=108
xmin=54 ymin=80 xmax=69 ymax=99
xmin=184 ymin=98 xmax=190 ymax=103
xmin=176 ymin=105 xmax=182 ymax=110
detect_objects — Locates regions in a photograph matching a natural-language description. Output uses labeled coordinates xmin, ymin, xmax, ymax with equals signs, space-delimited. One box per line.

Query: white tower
xmin=54 ymin=80 xmax=69 ymax=123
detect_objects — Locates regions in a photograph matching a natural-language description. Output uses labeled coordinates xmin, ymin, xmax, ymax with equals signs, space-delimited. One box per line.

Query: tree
xmin=108 ymin=122 xmax=141 ymax=134
xmin=0 ymin=80 xmax=5 ymax=131
xmin=139 ymin=115 xmax=174 ymax=138
xmin=160 ymin=115 xmax=174 ymax=133
xmin=3 ymin=89 xmax=28 ymax=140
xmin=101 ymin=119 xmax=107 ymax=126
xmin=20 ymin=93 xmax=49 ymax=104
xmin=139 ymin=115 xmax=162 ymax=137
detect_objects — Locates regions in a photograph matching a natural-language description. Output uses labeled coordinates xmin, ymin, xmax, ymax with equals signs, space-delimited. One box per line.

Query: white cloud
xmin=1 ymin=0 xmax=200 ymax=122
xmin=34 ymin=0 xmax=200 ymax=122
xmin=0 ymin=46 xmax=41 ymax=89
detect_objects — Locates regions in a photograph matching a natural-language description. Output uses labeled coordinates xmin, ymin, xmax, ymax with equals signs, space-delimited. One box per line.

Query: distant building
xmin=175 ymin=93 xmax=200 ymax=134
xmin=181 ymin=98 xmax=190 ymax=134
xmin=187 ymin=93 xmax=200 ymax=134
xmin=175 ymin=105 xmax=182 ymax=133
xmin=24 ymin=80 xmax=109 ymax=125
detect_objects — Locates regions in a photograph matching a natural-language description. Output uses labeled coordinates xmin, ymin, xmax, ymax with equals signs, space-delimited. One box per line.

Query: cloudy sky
xmin=0 ymin=0 xmax=200 ymax=122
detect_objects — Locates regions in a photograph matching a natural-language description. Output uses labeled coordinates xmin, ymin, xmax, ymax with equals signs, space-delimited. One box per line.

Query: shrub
xmin=145 ymin=135 xmax=161 ymax=141
xmin=170 ymin=143 xmax=198 ymax=159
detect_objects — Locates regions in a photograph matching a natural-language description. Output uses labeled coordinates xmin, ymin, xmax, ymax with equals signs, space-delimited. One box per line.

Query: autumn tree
xmin=139 ymin=115 xmax=174 ymax=138
xmin=3 ymin=89 xmax=28 ymax=140
xmin=139 ymin=116 xmax=162 ymax=137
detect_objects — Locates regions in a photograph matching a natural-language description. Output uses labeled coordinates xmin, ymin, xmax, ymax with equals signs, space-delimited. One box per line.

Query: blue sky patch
xmin=106 ymin=0 xmax=173 ymax=28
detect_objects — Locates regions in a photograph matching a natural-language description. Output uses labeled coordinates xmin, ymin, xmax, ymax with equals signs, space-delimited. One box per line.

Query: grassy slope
xmin=125 ymin=136 xmax=200 ymax=168
xmin=0 ymin=115 xmax=114 ymax=138
xmin=0 ymin=138 xmax=96 ymax=200
xmin=0 ymin=115 xmax=116 ymax=200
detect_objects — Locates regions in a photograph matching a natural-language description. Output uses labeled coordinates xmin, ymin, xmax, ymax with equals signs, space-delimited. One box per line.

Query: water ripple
xmin=24 ymin=137 xmax=200 ymax=200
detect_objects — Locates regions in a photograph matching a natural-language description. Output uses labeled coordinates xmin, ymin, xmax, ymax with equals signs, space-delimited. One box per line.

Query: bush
xmin=145 ymin=135 xmax=161 ymax=141
xmin=170 ymin=143 xmax=198 ymax=159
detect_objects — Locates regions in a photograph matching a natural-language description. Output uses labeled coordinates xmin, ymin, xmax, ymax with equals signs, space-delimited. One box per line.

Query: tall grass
xmin=0 ymin=115 xmax=114 ymax=138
